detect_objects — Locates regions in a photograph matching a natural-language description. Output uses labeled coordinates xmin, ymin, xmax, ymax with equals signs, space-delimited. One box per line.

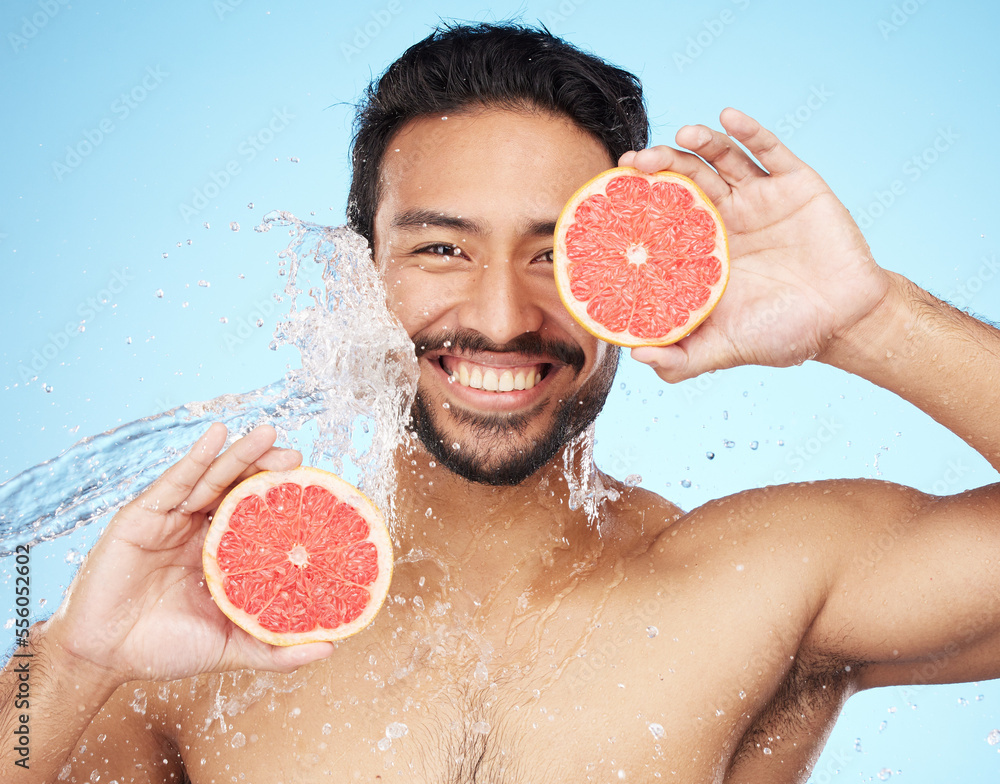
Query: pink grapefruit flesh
xmin=554 ymin=167 xmax=729 ymax=347
xmin=202 ymin=467 xmax=393 ymax=646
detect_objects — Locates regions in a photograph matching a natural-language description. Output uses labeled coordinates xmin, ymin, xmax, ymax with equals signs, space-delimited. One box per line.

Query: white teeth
xmin=450 ymin=360 xmax=542 ymax=392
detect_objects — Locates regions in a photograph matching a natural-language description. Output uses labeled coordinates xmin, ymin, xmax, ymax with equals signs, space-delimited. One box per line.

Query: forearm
xmin=824 ymin=270 xmax=1000 ymax=473
xmin=1 ymin=622 xmax=122 ymax=782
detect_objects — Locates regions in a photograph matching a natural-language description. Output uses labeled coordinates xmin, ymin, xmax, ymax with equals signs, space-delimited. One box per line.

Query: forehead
xmin=374 ymin=108 xmax=614 ymax=240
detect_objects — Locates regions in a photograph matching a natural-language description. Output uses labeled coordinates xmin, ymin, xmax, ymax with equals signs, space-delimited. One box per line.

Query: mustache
xmin=412 ymin=328 xmax=585 ymax=374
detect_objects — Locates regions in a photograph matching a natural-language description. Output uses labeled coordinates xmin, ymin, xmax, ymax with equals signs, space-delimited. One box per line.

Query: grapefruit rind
xmin=202 ymin=466 xmax=393 ymax=647
xmin=553 ymin=166 xmax=729 ymax=348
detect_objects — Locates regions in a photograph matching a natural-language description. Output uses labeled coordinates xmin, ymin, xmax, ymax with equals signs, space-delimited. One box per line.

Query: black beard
xmin=408 ymin=330 xmax=619 ymax=486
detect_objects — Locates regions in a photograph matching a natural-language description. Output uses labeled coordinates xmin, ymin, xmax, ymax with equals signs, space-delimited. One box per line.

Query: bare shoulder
xmin=652 ymin=477 xmax=929 ymax=559
xmin=63 ymin=677 xmax=186 ymax=781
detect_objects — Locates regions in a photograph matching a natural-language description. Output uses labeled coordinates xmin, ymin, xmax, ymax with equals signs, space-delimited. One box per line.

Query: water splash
xmin=0 ymin=212 xmax=418 ymax=555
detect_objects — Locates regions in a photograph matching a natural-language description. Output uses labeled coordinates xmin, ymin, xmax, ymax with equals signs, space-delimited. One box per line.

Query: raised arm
xmin=0 ymin=424 xmax=334 ymax=782
xmin=624 ymin=108 xmax=1000 ymax=685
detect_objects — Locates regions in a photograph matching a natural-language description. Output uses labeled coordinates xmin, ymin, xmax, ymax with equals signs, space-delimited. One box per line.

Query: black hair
xmin=347 ymin=22 xmax=650 ymax=245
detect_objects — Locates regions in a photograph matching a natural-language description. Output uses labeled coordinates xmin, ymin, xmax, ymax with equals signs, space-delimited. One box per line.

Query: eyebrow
xmin=390 ymin=208 xmax=556 ymax=238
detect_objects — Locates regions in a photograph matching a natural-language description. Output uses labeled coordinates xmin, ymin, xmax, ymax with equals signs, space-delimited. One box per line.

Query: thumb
xmin=630 ymin=328 xmax=736 ymax=383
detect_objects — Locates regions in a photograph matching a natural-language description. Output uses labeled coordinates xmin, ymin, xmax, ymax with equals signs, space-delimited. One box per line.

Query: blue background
xmin=2 ymin=0 xmax=999 ymax=778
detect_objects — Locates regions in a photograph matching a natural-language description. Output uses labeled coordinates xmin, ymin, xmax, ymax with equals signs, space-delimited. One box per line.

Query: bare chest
xmin=172 ymin=558 xmax=847 ymax=783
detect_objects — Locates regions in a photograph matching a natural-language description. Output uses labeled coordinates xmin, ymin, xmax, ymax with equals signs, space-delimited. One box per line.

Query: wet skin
xmin=14 ymin=109 xmax=1000 ymax=783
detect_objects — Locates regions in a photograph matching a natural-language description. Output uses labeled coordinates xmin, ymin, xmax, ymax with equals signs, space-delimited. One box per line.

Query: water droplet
xmin=230 ymin=222 xmax=240 ymax=232
xmin=321 ymin=723 xmax=332 ymax=735
xmin=161 ymin=252 xmax=169 ymax=259
xmin=412 ymin=596 xmax=424 ymax=610
xmin=723 ymin=440 xmax=735 ymax=448
xmin=154 ymin=289 xmax=164 ymax=298
xmin=386 ymin=722 xmax=408 ymax=739
xmin=854 ymin=738 xmax=863 ymax=752
xmin=256 ymin=319 xmax=264 ymax=327
xmin=762 ymin=747 xmax=771 ymax=755
xmin=203 ymin=221 xmax=210 ymax=229
xmin=451 ymin=442 xmax=461 ymax=450
xmin=247 ymin=202 xmax=254 ymax=209
xmin=376 ymin=737 xmax=391 ymax=751
xmin=424 ymin=507 xmax=433 ymax=518
xmin=43 ymin=384 xmax=53 ymax=394
xmin=219 ymin=317 xmax=228 ymax=324
xmin=648 ymin=723 xmax=665 ymax=739
xmin=722 ymin=410 xmax=728 ymax=420
xmin=198 ymin=280 xmax=210 ymax=288
xmin=186 ymin=239 xmax=193 ymax=245
xmin=750 ymin=441 xmax=759 ymax=450
xmin=126 ymin=336 xmax=132 ymax=344
xmin=877 ymin=768 xmax=891 ymax=780
xmin=624 ymin=474 xmax=642 ymax=487
xmin=474 ymin=662 xmax=489 ymax=682
xmin=988 ymin=728 xmax=1000 ymax=745
xmin=777 ymin=439 xmax=785 ymax=447
xmin=738 ymin=690 xmax=746 ymax=700
xmin=231 ymin=732 xmax=246 ymax=748
xmin=680 ymin=479 xmax=692 ymax=488
xmin=130 ymin=688 xmax=147 ymax=714
xmin=706 ymin=451 xmax=715 ymax=460
xmin=646 ymin=626 xmax=658 ymax=638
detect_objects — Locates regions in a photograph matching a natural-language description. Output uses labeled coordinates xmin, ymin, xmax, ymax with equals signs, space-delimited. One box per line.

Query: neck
xmin=389 ymin=432 xmax=613 ymax=596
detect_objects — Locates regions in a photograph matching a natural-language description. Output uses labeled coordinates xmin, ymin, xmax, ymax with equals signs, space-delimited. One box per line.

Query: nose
xmin=457 ymin=258 xmax=545 ymax=345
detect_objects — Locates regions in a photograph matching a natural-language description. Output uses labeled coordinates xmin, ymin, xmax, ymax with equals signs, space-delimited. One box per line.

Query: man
xmin=3 ymin=22 xmax=999 ymax=782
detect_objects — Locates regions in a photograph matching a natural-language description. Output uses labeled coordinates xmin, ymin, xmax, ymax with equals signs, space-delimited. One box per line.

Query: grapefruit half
xmin=554 ymin=166 xmax=729 ymax=347
xmin=203 ymin=467 xmax=393 ymax=646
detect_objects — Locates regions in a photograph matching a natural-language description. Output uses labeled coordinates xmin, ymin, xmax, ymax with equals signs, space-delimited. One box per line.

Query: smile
xmin=437 ymin=356 xmax=550 ymax=393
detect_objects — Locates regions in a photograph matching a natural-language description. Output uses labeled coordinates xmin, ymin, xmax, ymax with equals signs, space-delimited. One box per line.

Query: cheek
xmin=384 ymin=268 xmax=463 ymax=335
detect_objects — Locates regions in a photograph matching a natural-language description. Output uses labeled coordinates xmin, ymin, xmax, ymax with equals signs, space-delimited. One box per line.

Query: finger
xmin=133 ymin=422 xmax=228 ymax=515
xmin=630 ymin=328 xmax=738 ymax=384
xmin=225 ymin=633 xmax=335 ymax=673
xmin=180 ymin=425 xmax=282 ymax=513
xmin=674 ymin=123 xmax=765 ymax=187
xmin=200 ymin=447 xmax=303 ymax=515
xmin=627 ymin=144 xmax=731 ymax=205
xmin=719 ymin=107 xmax=801 ymax=176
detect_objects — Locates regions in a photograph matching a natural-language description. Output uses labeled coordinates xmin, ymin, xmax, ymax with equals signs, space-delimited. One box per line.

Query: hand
xmin=43 ymin=423 xmax=334 ymax=685
xmin=620 ymin=108 xmax=892 ymax=383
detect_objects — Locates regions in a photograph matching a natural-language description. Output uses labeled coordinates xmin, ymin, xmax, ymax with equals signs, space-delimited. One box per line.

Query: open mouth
xmin=437 ymin=356 xmax=551 ymax=392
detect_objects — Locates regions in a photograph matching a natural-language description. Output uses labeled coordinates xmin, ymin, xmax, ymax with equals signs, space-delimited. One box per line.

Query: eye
xmin=417 ymin=243 xmax=466 ymax=258
xmin=533 ymin=249 xmax=554 ymax=264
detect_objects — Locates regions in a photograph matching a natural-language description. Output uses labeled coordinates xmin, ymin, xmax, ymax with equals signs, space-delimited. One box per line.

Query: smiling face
xmin=373 ymin=108 xmax=619 ymax=485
